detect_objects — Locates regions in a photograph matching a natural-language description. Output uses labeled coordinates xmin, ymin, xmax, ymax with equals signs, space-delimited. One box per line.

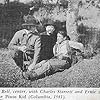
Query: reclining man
xmin=27 ymin=21 xmax=57 ymax=71
xmin=22 ymin=31 xmax=72 ymax=80
xmin=8 ymin=16 xmax=41 ymax=72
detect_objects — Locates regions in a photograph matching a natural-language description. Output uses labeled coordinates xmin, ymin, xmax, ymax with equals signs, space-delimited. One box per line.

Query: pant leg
xmin=10 ymin=49 xmax=34 ymax=71
xmin=33 ymin=58 xmax=71 ymax=76
xmin=10 ymin=50 xmax=27 ymax=71
xmin=48 ymin=58 xmax=71 ymax=72
xmin=10 ymin=50 xmax=23 ymax=66
xmin=33 ymin=60 xmax=50 ymax=76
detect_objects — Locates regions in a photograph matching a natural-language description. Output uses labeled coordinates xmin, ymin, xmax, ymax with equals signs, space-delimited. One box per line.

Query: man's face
xmin=57 ymin=33 xmax=65 ymax=44
xmin=27 ymin=25 xmax=36 ymax=32
xmin=46 ymin=25 xmax=55 ymax=35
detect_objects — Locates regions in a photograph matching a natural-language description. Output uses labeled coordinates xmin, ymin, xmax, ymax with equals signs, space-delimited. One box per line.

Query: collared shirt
xmin=8 ymin=29 xmax=41 ymax=65
xmin=53 ymin=40 xmax=71 ymax=59
xmin=8 ymin=29 xmax=31 ymax=47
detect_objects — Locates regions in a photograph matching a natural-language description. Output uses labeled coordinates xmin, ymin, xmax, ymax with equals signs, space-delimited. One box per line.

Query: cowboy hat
xmin=44 ymin=19 xmax=55 ymax=27
xmin=22 ymin=15 xmax=39 ymax=26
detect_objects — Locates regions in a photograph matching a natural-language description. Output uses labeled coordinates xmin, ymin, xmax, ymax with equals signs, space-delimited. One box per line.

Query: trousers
xmin=33 ymin=57 xmax=71 ymax=76
xmin=10 ymin=50 xmax=33 ymax=71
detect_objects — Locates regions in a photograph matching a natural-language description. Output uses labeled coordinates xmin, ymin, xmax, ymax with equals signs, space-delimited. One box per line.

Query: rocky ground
xmin=0 ymin=48 xmax=100 ymax=87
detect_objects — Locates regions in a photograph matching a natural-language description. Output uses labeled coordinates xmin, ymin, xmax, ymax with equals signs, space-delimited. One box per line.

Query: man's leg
xmin=10 ymin=50 xmax=24 ymax=71
xmin=48 ymin=58 xmax=71 ymax=72
xmin=22 ymin=58 xmax=71 ymax=81
xmin=22 ymin=60 xmax=51 ymax=80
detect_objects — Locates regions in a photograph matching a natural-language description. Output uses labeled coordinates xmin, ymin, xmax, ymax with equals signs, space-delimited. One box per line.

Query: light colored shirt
xmin=69 ymin=41 xmax=84 ymax=52
xmin=8 ymin=29 xmax=41 ymax=65
xmin=53 ymin=40 xmax=84 ymax=59
xmin=53 ymin=40 xmax=71 ymax=59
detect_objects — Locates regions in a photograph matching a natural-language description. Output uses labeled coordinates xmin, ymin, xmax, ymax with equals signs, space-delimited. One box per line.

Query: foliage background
xmin=0 ymin=0 xmax=100 ymax=54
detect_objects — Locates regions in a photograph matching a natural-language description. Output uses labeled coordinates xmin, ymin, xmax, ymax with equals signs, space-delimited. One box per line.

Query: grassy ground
xmin=0 ymin=49 xmax=100 ymax=87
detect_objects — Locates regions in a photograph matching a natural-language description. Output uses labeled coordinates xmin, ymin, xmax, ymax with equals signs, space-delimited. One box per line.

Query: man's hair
xmin=58 ymin=31 xmax=70 ymax=40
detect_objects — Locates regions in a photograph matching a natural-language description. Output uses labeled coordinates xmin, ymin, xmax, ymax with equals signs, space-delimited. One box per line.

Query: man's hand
xmin=54 ymin=53 xmax=63 ymax=59
xmin=28 ymin=63 xmax=35 ymax=71
xmin=18 ymin=45 xmax=27 ymax=52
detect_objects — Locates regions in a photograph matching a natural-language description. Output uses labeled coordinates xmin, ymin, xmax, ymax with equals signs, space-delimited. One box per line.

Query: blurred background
xmin=0 ymin=0 xmax=100 ymax=57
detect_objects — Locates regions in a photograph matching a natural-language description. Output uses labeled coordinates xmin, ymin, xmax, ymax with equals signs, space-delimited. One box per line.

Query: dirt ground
xmin=0 ymin=48 xmax=100 ymax=87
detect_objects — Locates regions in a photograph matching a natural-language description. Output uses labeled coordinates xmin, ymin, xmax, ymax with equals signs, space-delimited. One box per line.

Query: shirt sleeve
xmin=69 ymin=41 xmax=84 ymax=52
xmin=8 ymin=31 xmax=21 ymax=50
xmin=61 ymin=41 xmax=71 ymax=58
xmin=32 ymin=36 xmax=41 ymax=65
xmin=53 ymin=44 xmax=56 ymax=56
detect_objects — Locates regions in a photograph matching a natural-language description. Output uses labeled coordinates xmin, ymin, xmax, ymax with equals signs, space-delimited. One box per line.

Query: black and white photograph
xmin=0 ymin=0 xmax=100 ymax=90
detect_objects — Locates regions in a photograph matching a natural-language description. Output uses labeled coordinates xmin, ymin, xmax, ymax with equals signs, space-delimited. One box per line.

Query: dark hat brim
xmin=44 ymin=23 xmax=54 ymax=26
xmin=44 ymin=23 xmax=56 ymax=28
xmin=22 ymin=23 xmax=39 ymax=26
xmin=44 ymin=20 xmax=55 ymax=27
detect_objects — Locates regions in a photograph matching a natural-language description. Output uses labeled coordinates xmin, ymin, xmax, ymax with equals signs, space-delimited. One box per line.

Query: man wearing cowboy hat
xmin=40 ymin=20 xmax=57 ymax=59
xmin=8 ymin=15 xmax=41 ymax=72
xmin=27 ymin=20 xmax=57 ymax=71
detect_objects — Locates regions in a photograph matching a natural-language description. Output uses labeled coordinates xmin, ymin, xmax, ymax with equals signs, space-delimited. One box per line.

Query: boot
xmin=22 ymin=70 xmax=38 ymax=81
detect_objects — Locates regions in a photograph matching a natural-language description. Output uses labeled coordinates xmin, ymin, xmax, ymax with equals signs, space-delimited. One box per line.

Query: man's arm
xmin=33 ymin=37 xmax=41 ymax=64
xmin=8 ymin=30 xmax=27 ymax=52
xmin=53 ymin=44 xmax=57 ymax=56
xmin=28 ymin=36 xmax=41 ymax=71
xmin=8 ymin=31 xmax=21 ymax=50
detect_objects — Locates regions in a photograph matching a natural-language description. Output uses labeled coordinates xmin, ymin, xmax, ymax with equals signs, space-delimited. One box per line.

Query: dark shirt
xmin=40 ymin=32 xmax=57 ymax=60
